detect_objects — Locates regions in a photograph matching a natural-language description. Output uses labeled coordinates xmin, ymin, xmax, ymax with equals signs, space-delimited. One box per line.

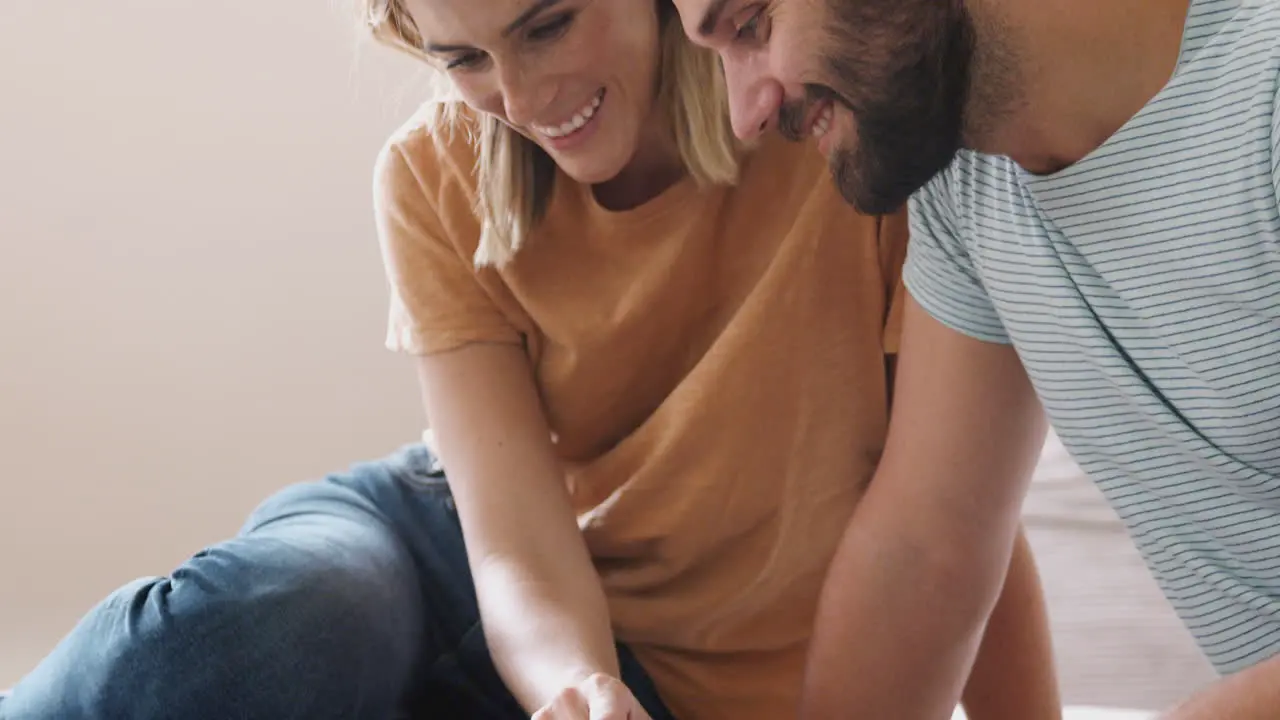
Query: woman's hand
xmin=531 ymin=674 xmax=654 ymax=720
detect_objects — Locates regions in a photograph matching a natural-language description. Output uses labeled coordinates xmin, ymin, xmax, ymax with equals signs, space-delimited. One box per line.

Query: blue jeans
xmin=1 ymin=445 xmax=675 ymax=720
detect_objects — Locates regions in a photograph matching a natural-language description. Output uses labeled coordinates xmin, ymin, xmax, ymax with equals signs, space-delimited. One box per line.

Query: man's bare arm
xmin=1162 ymin=654 xmax=1280 ymax=719
xmin=801 ymin=295 xmax=1048 ymax=719
xmin=960 ymin=527 xmax=1061 ymax=720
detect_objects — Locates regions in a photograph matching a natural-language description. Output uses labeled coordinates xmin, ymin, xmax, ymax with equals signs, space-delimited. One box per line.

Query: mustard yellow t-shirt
xmin=375 ymin=108 xmax=908 ymax=720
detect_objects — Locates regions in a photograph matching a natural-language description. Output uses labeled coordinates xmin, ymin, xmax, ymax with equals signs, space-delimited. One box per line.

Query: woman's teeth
xmin=812 ymin=104 xmax=835 ymax=139
xmin=534 ymin=91 xmax=604 ymax=139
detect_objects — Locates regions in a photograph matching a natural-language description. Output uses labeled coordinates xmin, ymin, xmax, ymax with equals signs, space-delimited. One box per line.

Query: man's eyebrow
xmin=423 ymin=0 xmax=562 ymax=52
xmin=698 ymin=0 xmax=733 ymax=36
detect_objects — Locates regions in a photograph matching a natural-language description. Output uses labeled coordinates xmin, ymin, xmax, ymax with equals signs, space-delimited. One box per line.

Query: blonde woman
xmin=0 ymin=1 xmax=1061 ymax=719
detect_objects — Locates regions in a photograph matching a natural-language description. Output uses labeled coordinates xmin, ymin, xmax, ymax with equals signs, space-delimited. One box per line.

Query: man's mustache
xmin=777 ymin=85 xmax=849 ymax=142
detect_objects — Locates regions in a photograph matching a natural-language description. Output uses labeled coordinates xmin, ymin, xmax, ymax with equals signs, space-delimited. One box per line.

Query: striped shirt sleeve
xmin=902 ymin=169 xmax=1011 ymax=344
xmin=1270 ymin=79 xmax=1280 ymax=201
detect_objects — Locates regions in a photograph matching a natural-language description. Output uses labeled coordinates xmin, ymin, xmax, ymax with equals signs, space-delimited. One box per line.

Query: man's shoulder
xmin=1180 ymin=0 xmax=1280 ymax=84
xmin=912 ymin=152 xmax=1025 ymax=233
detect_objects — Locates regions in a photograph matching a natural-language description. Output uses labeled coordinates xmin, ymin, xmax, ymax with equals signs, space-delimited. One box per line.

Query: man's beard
xmin=802 ymin=0 xmax=976 ymax=214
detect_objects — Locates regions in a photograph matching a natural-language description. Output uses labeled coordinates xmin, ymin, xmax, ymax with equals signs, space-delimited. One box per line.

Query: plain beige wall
xmin=0 ymin=0 xmax=432 ymax=686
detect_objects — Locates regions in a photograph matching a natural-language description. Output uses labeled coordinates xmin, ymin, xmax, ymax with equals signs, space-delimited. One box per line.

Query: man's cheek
xmin=771 ymin=39 xmax=812 ymax=87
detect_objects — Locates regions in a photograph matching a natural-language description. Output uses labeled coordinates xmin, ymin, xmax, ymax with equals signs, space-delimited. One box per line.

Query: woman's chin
xmin=552 ymin=156 xmax=627 ymax=187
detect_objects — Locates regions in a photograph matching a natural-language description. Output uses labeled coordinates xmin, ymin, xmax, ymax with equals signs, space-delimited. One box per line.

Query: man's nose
xmin=722 ymin=58 xmax=783 ymax=141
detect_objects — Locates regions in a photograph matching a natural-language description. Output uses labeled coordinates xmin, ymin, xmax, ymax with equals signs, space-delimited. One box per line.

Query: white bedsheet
xmin=953 ymin=707 xmax=1153 ymax=719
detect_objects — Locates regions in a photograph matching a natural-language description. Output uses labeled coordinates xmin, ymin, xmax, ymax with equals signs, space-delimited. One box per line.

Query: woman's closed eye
xmin=446 ymin=51 xmax=488 ymax=70
xmin=438 ymin=10 xmax=577 ymax=71
xmin=526 ymin=11 xmax=576 ymax=42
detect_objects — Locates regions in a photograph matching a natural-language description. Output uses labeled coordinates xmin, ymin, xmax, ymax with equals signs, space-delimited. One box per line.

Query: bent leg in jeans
xmin=0 ymin=445 xmax=674 ymax=720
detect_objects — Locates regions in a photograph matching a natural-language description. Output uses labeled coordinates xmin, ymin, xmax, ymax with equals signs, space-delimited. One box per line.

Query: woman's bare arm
xmin=416 ymin=342 xmax=618 ymax=711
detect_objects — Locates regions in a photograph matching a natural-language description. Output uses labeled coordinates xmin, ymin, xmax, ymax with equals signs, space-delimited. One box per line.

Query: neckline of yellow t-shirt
xmin=554 ymin=165 xmax=714 ymax=226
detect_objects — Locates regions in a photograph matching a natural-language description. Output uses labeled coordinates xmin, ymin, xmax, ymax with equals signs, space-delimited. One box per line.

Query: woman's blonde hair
xmin=362 ymin=0 xmax=740 ymax=266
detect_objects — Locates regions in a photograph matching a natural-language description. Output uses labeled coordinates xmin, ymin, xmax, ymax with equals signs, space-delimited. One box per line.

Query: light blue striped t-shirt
xmin=903 ymin=0 xmax=1280 ymax=673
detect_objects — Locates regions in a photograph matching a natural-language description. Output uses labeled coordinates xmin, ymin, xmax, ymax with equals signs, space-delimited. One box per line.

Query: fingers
xmin=581 ymin=674 xmax=627 ymax=720
xmin=530 ymin=673 xmax=653 ymax=720
xmin=532 ymin=686 xmax=590 ymax=720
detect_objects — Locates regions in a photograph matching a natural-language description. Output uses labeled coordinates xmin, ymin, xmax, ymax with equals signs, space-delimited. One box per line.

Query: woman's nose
xmin=496 ymin=63 xmax=551 ymax=128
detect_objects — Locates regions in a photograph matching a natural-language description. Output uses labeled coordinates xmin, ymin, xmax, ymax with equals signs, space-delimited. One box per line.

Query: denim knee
xmin=6 ymin=522 xmax=423 ymax=720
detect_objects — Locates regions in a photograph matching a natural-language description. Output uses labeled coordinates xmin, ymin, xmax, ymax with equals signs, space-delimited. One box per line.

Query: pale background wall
xmin=0 ymin=0 xmax=431 ymax=687
xmin=0 ymin=0 xmax=1217 ymax=710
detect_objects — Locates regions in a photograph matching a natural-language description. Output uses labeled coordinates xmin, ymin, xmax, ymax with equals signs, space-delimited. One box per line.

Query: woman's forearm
xmin=413 ymin=346 xmax=623 ymax=711
xmin=473 ymin=550 xmax=620 ymax=712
